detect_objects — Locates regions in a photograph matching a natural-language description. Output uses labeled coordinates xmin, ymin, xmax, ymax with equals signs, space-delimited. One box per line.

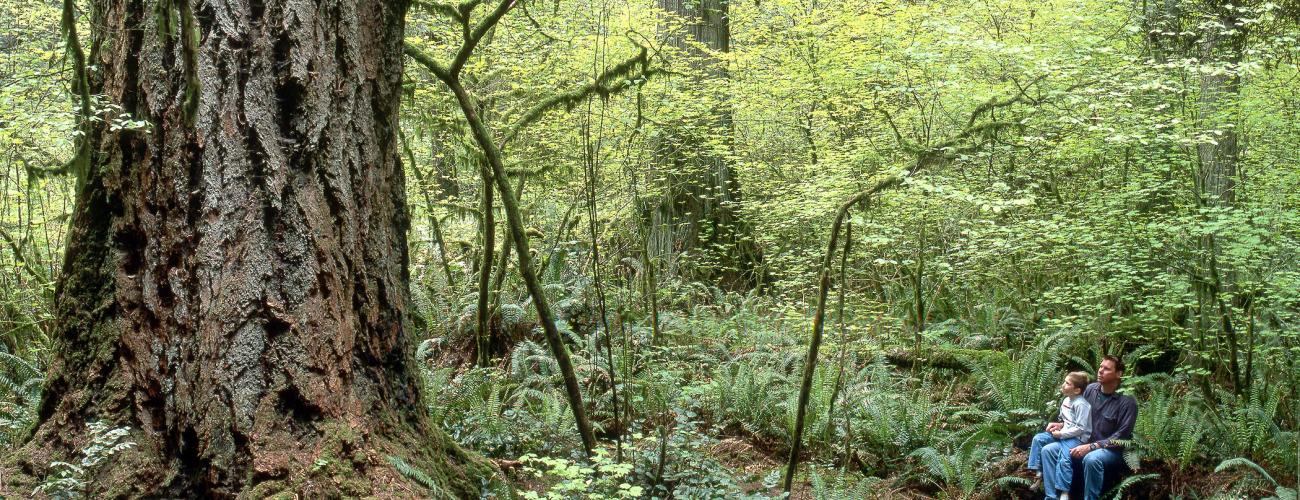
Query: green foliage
xmin=1133 ymin=381 xmax=1205 ymax=468
xmin=1105 ymin=473 xmax=1160 ymax=500
xmin=518 ymin=450 xmax=641 ymax=500
xmin=707 ymin=357 xmax=793 ymax=441
xmin=969 ymin=332 xmax=1071 ymax=432
xmin=0 ymin=348 xmax=41 ymax=448
xmin=1214 ymin=457 xmax=1298 ymax=500
xmin=1210 ymin=384 xmax=1285 ymax=461
xmin=633 ymin=409 xmax=767 ymax=499
xmin=847 ymin=368 xmax=950 ymax=471
xmin=807 ymin=468 xmax=880 ymax=500
xmin=4 ymin=0 xmax=1299 ymax=497
xmin=908 ymin=441 xmax=996 ymax=498
xmin=35 ymin=422 xmax=135 ymax=499
xmin=386 ymin=455 xmax=448 ymax=497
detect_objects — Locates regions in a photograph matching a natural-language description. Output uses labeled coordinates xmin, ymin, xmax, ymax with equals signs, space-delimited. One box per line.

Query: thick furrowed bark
xmin=4 ymin=0 xmax=491 ymax=496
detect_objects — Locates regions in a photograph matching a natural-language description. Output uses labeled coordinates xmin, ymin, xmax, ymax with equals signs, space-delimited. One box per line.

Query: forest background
xmin=1 ymin=0 xmax=1299 ymax=497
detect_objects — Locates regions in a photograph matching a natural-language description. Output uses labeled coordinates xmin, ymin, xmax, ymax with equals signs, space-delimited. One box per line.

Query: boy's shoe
xmin=1060 ymin=493 xmax=1070 ymax=500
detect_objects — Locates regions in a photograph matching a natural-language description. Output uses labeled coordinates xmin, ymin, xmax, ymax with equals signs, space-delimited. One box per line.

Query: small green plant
xmin=709 ymin=358 xmax=792 ymax=440
xmin=808 ymin=467 xmax=881 ymax=499
xmin=34 ymin=422 xmax=135 ymax=499
xmin=1209 ymin=384 xmax=1284 ymax=461
xmin=1133 ymin=382 xmax=1204 ymax=468
xmin=849 ymin=374 xmax=949 ymax=469
xmin=0 ymin=348 xmax=42 ymax=448
xmin=969 ymin=331 xmax=1070 ymax=431
xmin=909 ymin=441 xmax=996 ymax=498
xmin=518 ymin=450 xmax=642 ymax=499
xmin=386 ymin=455 xmax=449 ymax=497
xmin=1105 ymin=473 xmax=1159 ymax=500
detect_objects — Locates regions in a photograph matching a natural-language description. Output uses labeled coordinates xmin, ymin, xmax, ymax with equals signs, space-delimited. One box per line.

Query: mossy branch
xmin=882 ymin=73 xmax=1045 ymax=166
xmin=0 ymin=227 xmax=49 ymax=283
xmin=403 ymin=3 xmax=599 ymax=456
xmin=965 ymin=74 xmax=1046 ymax=128
xmin=500 ymin=47 xmax=656 ymax=149
xmin=782 ymin=170 xmax=907 ymax=493
xmin=60 ymin=0 xmax=92 ymax=189
xmin=412 ymin=0 xmax=464 ymax=20
xmin=452 ymin=0 xmax=516 ymax=75
xmin=405 ymin=45 xmax=452 ymax=82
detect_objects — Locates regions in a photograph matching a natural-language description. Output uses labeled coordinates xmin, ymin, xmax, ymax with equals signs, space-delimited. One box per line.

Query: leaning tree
xmin=3 ymin=0 xmax=488 ymax=496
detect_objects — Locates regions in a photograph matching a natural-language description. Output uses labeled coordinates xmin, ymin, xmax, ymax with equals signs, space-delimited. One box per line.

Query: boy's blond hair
xmin=1066 ymin=371 xmax=1091 ymax=391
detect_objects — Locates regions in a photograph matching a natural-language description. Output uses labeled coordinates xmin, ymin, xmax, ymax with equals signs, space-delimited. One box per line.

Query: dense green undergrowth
xmin=395 ymin=281 xmax=1298 ymax=498
xmin=4 ymin=285 xmax=1296 ymax=498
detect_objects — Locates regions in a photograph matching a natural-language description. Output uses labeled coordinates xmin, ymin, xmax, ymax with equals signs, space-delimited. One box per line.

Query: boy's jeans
xmin=1028 ymin=431 xmax=1083 ymax=499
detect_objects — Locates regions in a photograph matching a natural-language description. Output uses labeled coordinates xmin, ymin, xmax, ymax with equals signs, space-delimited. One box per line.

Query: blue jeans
xmin=1030 ymin=432 xmax=1083 ymax=499
xmin=1077 ymin=448 xmax=1125 ymax=500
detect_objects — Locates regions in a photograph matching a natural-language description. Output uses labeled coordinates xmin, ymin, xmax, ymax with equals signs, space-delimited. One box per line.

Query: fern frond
xmin=1214 ymin=457 xmax=1280 ymax=487
xmin=386 ymin=455 xmax=447 ymax=496
xmin=1106 ymin=473 xmax=1158 ymax=500
xmin=997 ymin=475 xmax=1032 ymax=489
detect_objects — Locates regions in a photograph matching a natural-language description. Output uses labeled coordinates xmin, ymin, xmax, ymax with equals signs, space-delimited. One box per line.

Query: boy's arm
xmin=1055 ymin=401 xmax=1091 ymax=439
xmin=1045 ymin=399 xmax=1066 ymax=432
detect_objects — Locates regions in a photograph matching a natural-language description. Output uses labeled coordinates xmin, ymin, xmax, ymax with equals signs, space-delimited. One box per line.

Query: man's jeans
xmin=1031 ymin=432 xmax=1125 ymax=500
xmin=1076 ymin=448 xmax=1125 ymax=500
xmin=1028 ymin=432 xmax=1082 ymax=499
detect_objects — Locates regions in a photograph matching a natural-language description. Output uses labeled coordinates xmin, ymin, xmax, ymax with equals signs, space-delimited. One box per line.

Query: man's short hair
xmin=1102 ymin=355 xmax=1125 ymax=373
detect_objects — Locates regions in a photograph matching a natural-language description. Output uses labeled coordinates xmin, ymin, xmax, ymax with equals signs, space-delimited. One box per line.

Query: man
xmin=1038 ymin=355 xmax=1138 ymax=500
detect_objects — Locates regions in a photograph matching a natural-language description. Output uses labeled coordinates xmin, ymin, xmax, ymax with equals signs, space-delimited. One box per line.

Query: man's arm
xmin=1070 ymin=398 xmax=1137 ymax=458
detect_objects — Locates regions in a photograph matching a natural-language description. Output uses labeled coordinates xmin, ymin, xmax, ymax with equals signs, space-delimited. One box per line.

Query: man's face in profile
xmin=1097 ymin=359 xmax=1121 ymax=386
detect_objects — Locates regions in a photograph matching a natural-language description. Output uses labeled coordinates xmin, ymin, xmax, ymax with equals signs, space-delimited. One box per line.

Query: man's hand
xmin=1069 ymin=443 xmax=1092 ymax=458
xmin=1045 ymin=422 xmax=1063 ymax=432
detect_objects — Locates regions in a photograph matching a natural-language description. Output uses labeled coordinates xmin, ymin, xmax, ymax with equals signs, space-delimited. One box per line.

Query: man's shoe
xmin=1060 ymin=493 xmax=1070 ymax=500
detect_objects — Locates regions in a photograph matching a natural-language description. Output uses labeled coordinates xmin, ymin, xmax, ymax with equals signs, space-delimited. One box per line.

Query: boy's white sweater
xmin=1056 ymin=394 xmax=1092 ymax=442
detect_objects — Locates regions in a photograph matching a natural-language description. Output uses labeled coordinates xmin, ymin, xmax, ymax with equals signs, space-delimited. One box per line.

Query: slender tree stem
xmin=399 ymin=129 xmax=458 ymax=293
xmin=827 ymin=220 xmax=851 ymax=452
xmin=447 ymin=75 xmax=597 ymax=455
xmin=475 ymin=160 xmax=496 ymax=367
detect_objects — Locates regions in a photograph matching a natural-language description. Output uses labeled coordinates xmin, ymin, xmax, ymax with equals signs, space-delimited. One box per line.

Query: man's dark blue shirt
xmin=1082 ymin=382 xmax=1137 ymax=448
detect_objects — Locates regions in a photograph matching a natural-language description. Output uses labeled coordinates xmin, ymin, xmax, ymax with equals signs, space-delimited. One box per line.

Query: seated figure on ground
xmin=1036 ymin=355 xmax=1138 ymax=500
xmin=1027 ymin=371 xmax=1094 ymax=498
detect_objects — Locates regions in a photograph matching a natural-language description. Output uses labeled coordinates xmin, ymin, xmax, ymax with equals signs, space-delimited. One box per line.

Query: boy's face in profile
xmin=1059 ymin=377 xmax=1082 ymax=397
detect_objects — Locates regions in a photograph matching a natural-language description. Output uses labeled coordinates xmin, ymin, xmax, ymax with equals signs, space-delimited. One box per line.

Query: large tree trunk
xmin=1196 ymin=1 xmax=1242 ymax=207
xmin=3 ymin=0 xmax=488 ymax=496
xmin=648 ymin=0 xmax=763 ymax=290
xmin=1194 ymin=0 xmax=1246 ymax=392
